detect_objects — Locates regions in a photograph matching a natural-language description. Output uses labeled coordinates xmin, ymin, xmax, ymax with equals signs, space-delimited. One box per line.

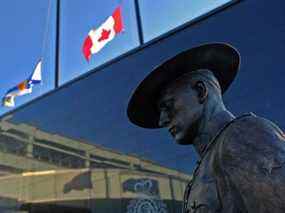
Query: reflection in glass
xmin=138 ymin=0 xmax=234 ymax=41
xmin=0 ymin=119 xmax=191 ymax=212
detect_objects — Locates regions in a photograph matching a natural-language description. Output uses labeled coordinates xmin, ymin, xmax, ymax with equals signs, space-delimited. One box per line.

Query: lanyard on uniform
xmin=182 ymin=181 xmax=192 ymax=212
xmin=182 ymin=114 xmax=250 ymax=213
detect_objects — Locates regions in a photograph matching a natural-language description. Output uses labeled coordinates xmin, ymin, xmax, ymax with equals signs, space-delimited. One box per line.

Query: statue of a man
xmin=127 ymin=43 xmax=285 ymax=213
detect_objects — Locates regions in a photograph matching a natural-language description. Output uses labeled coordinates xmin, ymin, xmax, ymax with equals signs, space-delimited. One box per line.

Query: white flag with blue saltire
xmin=3 ymin=60 xmax=42 ymax=107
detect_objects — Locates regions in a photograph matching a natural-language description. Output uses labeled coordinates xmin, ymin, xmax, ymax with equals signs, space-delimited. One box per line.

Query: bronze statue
xmin=127 ymin=43 xmax=285 ymax=213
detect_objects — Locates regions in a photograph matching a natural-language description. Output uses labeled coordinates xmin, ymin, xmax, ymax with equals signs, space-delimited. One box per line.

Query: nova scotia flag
xmin=3 ymin=60 xmax=42 ymax=107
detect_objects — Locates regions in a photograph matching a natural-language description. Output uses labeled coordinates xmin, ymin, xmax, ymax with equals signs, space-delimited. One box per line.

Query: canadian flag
xmin=82 ymin=6 xmax=124 ymax=61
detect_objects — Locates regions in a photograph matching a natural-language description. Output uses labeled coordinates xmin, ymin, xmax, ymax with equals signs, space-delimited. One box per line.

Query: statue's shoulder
xmin=233 ymin=113 xmax=283 ymax=133
xmin=221 ymin=112 xmax=285 ymax=144
xmin=218 ymin=112 xmax=285 ymax=167
xmin=213 ymin=114 xmax=285 ymax=212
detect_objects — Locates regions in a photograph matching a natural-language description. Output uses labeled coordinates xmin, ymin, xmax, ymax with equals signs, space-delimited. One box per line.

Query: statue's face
xmin=157 ymin=80 xmax=203 ymax=145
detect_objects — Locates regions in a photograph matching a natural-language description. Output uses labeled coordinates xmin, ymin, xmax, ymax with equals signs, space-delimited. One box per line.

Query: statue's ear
xmin=194 ymin=81 xmax=208 ymax=104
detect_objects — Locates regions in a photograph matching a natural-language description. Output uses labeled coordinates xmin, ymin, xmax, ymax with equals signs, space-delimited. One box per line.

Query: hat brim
xmin=127 ymin=43 xmax=240 ymax=129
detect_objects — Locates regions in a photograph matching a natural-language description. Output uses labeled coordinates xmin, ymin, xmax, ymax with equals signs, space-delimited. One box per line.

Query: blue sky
xmin=0 ymin=0 xmax=54 ymax=116
xmin=59 ymin=0 xmax=139 ymax=84
xmin=0 ymin=0 xmax=139 ymax=116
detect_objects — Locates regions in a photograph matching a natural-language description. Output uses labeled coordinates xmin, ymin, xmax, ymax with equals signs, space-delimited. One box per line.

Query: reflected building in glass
xmin=0 ymin=118 xmax=190 ymax=212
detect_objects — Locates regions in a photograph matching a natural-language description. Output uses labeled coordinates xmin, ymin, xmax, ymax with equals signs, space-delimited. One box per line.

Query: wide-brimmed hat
xmin=127 ymin=43 xmax=240 ymax=129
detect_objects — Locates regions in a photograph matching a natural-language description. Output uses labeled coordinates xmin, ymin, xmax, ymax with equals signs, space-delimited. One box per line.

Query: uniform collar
xmin=193 ymin=110 xmax=235 ymax=157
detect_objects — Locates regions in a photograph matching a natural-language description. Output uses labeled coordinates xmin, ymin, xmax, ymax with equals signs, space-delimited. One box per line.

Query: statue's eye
xmin=160 ymin=99 xmax=173 ymax=111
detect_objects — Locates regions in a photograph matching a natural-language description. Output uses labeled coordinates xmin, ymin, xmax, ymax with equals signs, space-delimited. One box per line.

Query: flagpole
xmin=55 ymin=0 xmax=61 ymax=88
xmin=134 ymin=0 xmax=144 ymax=45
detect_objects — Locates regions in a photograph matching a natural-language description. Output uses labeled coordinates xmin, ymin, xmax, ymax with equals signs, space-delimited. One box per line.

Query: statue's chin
xmin=173 ymin=125 xmax=198 ymax=145
xmin=174 ymin=133 xmax=193 ymax=145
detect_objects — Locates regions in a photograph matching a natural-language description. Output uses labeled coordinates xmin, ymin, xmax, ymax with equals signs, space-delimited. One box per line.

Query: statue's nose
xmin=158 ymin=110 xmax=170 ymax=127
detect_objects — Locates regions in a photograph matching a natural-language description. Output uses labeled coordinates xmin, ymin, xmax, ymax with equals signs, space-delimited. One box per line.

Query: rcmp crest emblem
xmin=125 ymin=179 xmax=168 ymax=213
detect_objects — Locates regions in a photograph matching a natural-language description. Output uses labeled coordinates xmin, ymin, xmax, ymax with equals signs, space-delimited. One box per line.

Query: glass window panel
xmin=139 ymin=0 xmax=234 ymax=41
xmin=59 ymin=0 xmax=140 ymax=84
xmin=33 ymin=145 xmax=85 ymax=168
xmin=0 ymin=0 xmax=56 ymax=116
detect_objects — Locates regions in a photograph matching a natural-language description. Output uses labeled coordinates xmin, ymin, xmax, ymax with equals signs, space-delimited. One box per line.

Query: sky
xmin=0 ymin=0 xmax=139 ymax=117
xmin=0 ymin=0 xmax=54 ymax=116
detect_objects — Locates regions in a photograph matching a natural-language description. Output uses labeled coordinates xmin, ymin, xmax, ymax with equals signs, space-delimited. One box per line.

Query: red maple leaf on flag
xmin=82 ymin=6 xmax=124 ymax=61
xmin=98 ymin=29 xmax=111 ymax=42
